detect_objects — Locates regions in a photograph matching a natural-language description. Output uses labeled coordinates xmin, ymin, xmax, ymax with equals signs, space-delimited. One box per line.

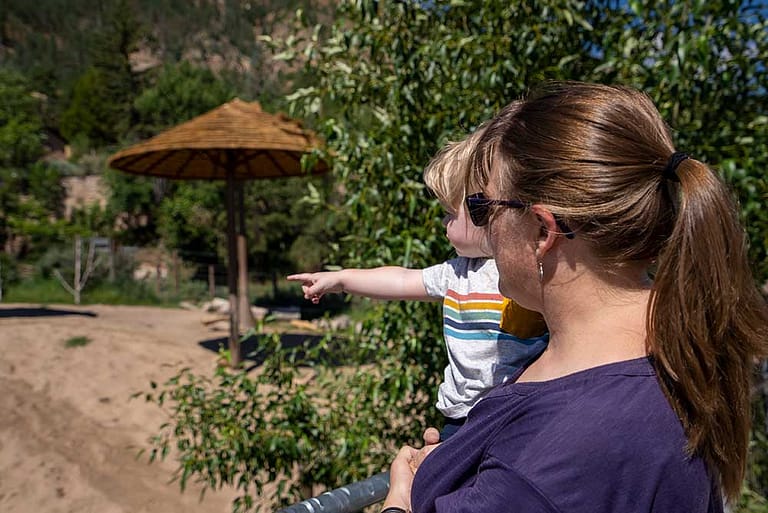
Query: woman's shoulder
xmin=491 ymin=359 xmax=690 ymax=459
xmin=487 ymin=360 xmax=716 ymax=512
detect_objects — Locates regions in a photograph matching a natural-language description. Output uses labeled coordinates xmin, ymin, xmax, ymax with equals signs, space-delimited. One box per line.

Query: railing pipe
xmin=276 ymin=471 xmax=390 ymax=513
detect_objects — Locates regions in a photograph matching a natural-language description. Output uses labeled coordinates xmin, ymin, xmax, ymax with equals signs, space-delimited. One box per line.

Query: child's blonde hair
xmin=423 ymin=126 xmax=487 ymax=214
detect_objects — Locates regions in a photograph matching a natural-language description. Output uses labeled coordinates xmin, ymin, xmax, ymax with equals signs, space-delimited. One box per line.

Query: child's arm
xmin=287 ymin=267 xmax=431 ymax=304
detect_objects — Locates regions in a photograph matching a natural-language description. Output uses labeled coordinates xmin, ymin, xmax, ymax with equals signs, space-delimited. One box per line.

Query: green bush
xmin=142 ymin=330 xmax=424 ymax=512
xmin=0 ymin=253 xmax=20 ymax=289
xmin=64 ymin=335 xmax=92 ymax=348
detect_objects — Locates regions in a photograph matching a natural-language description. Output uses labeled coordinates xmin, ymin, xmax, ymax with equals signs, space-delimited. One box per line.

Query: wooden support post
xmin=225 ymin=168 xmax=241 ymax=367
xmin=236 ymin=180 xmax=255 ymax=330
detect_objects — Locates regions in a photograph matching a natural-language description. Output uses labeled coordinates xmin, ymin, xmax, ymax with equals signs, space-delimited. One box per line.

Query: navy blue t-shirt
xmin=411 ymin=358 xmax=722 ymax=513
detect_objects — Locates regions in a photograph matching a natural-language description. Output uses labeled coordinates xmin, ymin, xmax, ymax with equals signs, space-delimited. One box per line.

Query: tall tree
xmin=0 ymin=69 xmax=55 ymax=256
xmin=133 ymin=61 xmax=236 ymax=137
xmin=102 ymin=167 xmax=160 ymax=246
xmin=244 ymin=176 xmax=337 ymax=294
xmin=0 ymin=69 xmax=43 ymax=167
xmin=582 ymin=0 xmax=768 ymax=280
xmin=59 ymin=0 xmax=143 ymax=146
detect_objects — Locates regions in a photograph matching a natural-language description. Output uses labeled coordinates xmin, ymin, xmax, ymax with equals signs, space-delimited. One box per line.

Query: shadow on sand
xmin=199 ymin=332 xmax=339 ymax=372
xmin=0 ymin=306 xmax=98 ymax=318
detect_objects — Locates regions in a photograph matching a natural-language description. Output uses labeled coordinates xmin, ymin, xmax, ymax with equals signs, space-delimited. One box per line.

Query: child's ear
xmin=529 ymin=205 xmax=560 ymax=257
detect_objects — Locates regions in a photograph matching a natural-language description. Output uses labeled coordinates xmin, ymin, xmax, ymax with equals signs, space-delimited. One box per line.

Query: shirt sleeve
xmin=421 ymin=261 xmax=451 ymax=298
xmin=422 ymin=257 xmax=474 ymax=298
xmin=431 ymin=455 xmax=563 ymax=513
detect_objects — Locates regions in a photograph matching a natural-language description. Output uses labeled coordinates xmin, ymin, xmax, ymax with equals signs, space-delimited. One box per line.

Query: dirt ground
xmin=0 ymin=303 xmax=271 ymax=513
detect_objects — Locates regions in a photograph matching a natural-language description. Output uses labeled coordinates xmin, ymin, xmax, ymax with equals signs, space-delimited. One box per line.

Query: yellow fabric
xmin=499 ymin=298 xmax=547 ymax=339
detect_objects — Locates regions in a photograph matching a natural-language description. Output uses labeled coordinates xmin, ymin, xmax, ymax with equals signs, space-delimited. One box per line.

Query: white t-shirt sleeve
xmin=422 ymin=258 xmax=472 ymax=298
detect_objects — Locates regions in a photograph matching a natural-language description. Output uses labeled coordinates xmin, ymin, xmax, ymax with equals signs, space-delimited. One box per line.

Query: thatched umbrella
xmin=108 ymin=98 xmax=328 ymax=366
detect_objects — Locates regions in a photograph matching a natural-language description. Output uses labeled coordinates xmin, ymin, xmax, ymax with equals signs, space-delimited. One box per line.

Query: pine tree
xmin=60 ymin=0 xmax=143 ymax=146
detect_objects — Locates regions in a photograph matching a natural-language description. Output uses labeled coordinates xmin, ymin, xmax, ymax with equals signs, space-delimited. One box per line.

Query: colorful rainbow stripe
xmin=443 ymin=290 xmax=541 ymax=344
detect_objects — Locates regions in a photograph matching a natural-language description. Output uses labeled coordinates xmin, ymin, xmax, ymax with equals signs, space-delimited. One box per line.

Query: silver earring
xmin=538 ymin=260 xmax=544 ymax=283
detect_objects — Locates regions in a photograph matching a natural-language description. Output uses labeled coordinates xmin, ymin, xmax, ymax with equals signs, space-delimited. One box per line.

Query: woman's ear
xmin=529 ymin=204 xmax=560 ymax=257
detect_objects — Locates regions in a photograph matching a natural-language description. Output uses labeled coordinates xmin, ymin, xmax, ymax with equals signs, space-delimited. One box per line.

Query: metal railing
xmin=276 ymin=471 xmax=390 ymax=513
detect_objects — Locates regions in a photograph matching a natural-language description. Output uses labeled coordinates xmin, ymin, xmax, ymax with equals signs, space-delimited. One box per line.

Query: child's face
xmin=443 ymin=202 xmax=491 ymax=258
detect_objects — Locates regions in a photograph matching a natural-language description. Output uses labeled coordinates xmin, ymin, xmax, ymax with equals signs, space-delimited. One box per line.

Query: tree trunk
xmin=237 ymin=233 xmax=254 ymax=329
xmin=225 ymin=168 xmax=240 ymax=367
xmin=272 ymin=271 xmax=278 ymax=300
xmin=208 ymin=264 xmax=216 ymax=299
xmin=108 ymin=238 xmax=116 ymax=282
xmin=155 ymin=253 xmax=161 ymax=296
xmin=236 ymin=180 xmax=254 ymax=330
xmin=74 ymin=235 xmax=82 ymax=305
xmin=173 ymin=250 xmax=179 ymax=296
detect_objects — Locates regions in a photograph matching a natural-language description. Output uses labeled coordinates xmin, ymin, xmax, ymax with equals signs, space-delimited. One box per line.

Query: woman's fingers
xmin=423 ymin=427 xmax=440 ymax=446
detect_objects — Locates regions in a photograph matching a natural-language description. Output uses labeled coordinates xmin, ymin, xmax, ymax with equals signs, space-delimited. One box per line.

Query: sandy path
xmin=0 ymin=303 xmax=245 ymax=513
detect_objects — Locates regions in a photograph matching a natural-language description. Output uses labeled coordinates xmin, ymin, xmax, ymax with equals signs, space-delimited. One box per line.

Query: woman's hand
xmin=384 ymin=445 xmax=420 ymax=511
xmin=381 ymin=428 xmax=442 ymax=513
xmin=411 ymin=427 xmax=440 ymax=472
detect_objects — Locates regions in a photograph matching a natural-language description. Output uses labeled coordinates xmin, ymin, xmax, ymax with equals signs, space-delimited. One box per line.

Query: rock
xmin=269 ymin=306 xmax=301 ymax=320
xmin=207 ymin=319 xmax=230 ymax=332
xmin=201 ymin=297 xmax=230 ymax=313
xmin=178 ymin=301 xmax=198 ymax=311
xmin=316 ymin=314 xmax=351 ymax=331
xmin=290 ymin=319 xmax=319 ymax=332
xmin=201 ymin=314 xmax=229 ymax=326
xmin=250 ymin=305 xmax=268 ymax=320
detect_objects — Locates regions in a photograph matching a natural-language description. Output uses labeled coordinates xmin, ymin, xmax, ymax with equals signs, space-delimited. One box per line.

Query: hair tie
xmin=662 ymin=152 xmax=689 ymax=182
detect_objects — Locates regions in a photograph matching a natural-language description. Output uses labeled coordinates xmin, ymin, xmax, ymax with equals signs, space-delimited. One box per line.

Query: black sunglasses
xmin=465 ymin=192 xmax=575 ymax=239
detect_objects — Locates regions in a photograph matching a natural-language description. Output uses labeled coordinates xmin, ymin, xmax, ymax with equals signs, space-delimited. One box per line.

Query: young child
xmin=287 ymin=127 xmax=548 ymax=440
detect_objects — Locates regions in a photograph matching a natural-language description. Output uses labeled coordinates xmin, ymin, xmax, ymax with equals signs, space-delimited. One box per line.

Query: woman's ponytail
xmin=648 ymin=157 xmax=768 ymax=500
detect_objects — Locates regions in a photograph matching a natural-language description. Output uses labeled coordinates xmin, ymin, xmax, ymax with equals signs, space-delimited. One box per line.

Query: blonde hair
xmin=470 ymin=81 xmax=768 ymax=500
xmin=423 ymin=126 xmax=488 ymax=214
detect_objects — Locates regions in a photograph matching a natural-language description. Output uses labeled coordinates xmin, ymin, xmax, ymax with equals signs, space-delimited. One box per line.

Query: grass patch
xmin=3 ymin=276 xmax=200 ymax=306
xmin=4 ymin=277 xmax=72 ymax=303
xmin=64 ymin=335 xmax=92 ymax=348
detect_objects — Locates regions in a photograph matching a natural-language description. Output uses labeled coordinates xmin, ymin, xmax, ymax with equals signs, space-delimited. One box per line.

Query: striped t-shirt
xmin=422 ymin=257 xmax=548 ymax=419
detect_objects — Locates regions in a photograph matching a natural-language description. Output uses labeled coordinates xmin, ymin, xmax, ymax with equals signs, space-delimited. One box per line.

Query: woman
xmin=379 ymin=82 xmax=768 ymax=513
